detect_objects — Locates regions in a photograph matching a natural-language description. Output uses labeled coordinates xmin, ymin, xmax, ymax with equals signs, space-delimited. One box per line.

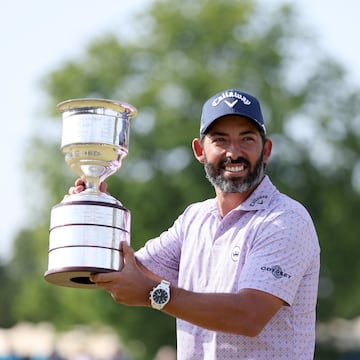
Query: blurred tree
xmin=4 ymin=0 xmax=360 ymax=359
xmin=0 ymin=264 xmax=16 ymax=327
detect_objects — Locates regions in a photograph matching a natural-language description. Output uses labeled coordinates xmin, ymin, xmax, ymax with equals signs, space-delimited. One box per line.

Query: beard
xmin=204 ymin=153 xmax=265 ymax=193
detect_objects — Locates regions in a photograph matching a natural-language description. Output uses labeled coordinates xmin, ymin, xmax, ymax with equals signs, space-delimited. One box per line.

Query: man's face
xmin=200 ymin=116 xmax=270 ymax=193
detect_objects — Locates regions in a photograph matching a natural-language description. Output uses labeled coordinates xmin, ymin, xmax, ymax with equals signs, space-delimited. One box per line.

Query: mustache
xmin=222 ymin=157 xmax=250 ymax=167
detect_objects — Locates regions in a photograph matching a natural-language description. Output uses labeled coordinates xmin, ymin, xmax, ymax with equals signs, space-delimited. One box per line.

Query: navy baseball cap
xmin=200 ymin=89 xmax=266 ymax=135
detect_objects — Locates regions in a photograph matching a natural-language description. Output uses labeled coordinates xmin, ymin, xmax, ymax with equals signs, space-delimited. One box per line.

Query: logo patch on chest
xmin=231 ymin=246 xmax=241 ymax=261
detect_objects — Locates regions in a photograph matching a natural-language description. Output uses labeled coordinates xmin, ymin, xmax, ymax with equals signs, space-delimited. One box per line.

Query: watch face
xmin=153 ymin=288 xmax=169 ymax=304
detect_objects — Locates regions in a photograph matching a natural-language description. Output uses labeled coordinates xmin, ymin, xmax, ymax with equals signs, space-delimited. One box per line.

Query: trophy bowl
xmin=44 ymin=98 xmax=137 ymax=289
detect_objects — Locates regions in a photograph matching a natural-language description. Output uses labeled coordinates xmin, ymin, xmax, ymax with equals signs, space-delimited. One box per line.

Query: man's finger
xmin=90 ymin=271 xmax=117 ymax=284
xmin=99 ymin=181 xmax=108 ymax=193
xmin=121 ymin=242 xmax=136 ymax=265
xmin=74 ymin=177 xmax=86 ymax=186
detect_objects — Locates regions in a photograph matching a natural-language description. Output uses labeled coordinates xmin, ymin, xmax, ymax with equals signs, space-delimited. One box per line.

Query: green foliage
xmin=0 ymin=264 xmax=17 ymax=327
xmin=3 ymin=0 xmax=360 ymax=358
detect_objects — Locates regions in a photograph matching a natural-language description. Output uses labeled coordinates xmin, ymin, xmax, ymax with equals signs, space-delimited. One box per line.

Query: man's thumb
xmin=121 ymin=241 xmax=135 ymax=264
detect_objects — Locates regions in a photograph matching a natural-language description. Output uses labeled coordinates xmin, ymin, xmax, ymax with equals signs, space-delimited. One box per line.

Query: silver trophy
xmin=44 ymin=98 xmax=137 ymax=289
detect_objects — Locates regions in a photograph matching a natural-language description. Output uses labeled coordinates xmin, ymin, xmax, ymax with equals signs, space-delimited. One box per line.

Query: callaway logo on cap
xmin=200 ymin=89 xmax=266 ymax=135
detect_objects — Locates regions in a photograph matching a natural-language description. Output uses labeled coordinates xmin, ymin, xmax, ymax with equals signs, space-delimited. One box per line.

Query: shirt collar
xmin=237 ymin=175 xmax=277 ymax=211
xmin=208 ymin=175 xmax=278 ymax=217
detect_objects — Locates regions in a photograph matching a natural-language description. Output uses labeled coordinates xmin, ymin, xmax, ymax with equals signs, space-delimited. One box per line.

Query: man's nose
xmin=225 ymin=142 xmax=243 ymax=159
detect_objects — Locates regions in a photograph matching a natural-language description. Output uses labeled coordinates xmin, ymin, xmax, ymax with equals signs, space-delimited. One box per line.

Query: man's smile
xmin=224 ymin=164 xmax=247 ymax=173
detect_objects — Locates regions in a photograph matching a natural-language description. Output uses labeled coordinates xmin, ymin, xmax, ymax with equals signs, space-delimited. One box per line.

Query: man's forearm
xmin=162 ymin=286 xmax=283 ymax=337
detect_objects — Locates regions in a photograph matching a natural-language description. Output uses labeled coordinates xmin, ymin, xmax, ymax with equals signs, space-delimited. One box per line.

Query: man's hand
xmin=68 ymin=177 xmax=108 ymax=195
xmin=90 ymin=242 xmax=156 ymax=307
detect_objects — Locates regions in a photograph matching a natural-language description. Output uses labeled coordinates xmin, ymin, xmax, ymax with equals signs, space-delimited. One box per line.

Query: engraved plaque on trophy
xmin=44 ymin=98 xmax=137 ymax=289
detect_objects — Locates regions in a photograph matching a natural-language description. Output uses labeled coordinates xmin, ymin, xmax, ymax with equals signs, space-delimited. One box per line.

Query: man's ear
xmin=192 ymin=138 xmax=206 ymax=164
xmin=263 ymin=138 xmax=272 ymax=165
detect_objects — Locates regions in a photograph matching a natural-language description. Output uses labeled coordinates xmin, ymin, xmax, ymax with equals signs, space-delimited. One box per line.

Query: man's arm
xmin=91 ymin=242 xmax=284 ymax=337
xmin=164 ymin=286 xmax=283 ymax=337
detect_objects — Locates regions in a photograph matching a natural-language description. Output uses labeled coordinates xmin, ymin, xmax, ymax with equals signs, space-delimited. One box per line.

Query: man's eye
xmin=243 ymin=136 xmax=255 ymax=142
xmin=214 ymin=137 xmax=226 ymax=143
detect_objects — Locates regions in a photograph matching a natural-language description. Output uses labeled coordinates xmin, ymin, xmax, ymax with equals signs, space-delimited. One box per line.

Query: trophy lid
xmin=56 ymin=98 xmax=137 ymax=118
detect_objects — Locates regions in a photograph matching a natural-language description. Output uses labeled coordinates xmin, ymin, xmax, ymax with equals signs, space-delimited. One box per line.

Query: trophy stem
xmin=84 ymin=176 xmax=101 ymax=193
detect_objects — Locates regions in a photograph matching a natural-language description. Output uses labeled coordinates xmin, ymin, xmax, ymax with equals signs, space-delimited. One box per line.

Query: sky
xmin=1 ymin=0 xmax=360 ymax=261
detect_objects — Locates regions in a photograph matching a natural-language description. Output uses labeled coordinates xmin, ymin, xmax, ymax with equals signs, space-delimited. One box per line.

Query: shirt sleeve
xmin=135 ymin=214 xmax=184 ymax=286
xmin=237 ymin=208 xmax=320 ymax=306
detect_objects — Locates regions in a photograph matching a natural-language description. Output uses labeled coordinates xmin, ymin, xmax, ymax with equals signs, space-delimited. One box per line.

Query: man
xmin=71 ymin=89 xmax=320 ymax=359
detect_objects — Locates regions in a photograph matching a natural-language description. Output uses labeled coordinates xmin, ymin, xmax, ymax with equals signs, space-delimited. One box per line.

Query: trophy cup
xmin=44 ymin=98 xmax=137 ymax=289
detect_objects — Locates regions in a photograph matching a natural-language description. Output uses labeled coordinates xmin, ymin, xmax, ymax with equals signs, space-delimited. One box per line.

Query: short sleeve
xmin=135 ymin=214 xmax=184 ymax=286
xmin=238 ymin=209 xmax=320 ymax=305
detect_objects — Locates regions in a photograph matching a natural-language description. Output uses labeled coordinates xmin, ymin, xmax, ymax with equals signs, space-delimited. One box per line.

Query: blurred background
xmin=1 ymin=0 xmax=360 ymax=359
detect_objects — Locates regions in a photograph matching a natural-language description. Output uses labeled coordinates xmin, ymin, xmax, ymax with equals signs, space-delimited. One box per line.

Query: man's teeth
xmin=225 ymin=165 xmax=245 ymax=172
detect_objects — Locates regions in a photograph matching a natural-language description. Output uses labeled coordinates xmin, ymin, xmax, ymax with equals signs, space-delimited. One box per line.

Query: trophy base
xmin=45 ymin=197 xmax=130 ymax=289
xmin=44 ymin=266 xmax=114 ymax=289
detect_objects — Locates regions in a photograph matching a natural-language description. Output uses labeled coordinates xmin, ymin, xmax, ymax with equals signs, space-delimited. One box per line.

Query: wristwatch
xmin=149 ymin=280 xmax=171 ymax=310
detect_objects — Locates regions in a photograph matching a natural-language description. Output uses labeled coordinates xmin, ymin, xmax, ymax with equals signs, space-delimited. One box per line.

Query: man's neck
xmin=215 ymin=189 xmax=253 ymax=218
